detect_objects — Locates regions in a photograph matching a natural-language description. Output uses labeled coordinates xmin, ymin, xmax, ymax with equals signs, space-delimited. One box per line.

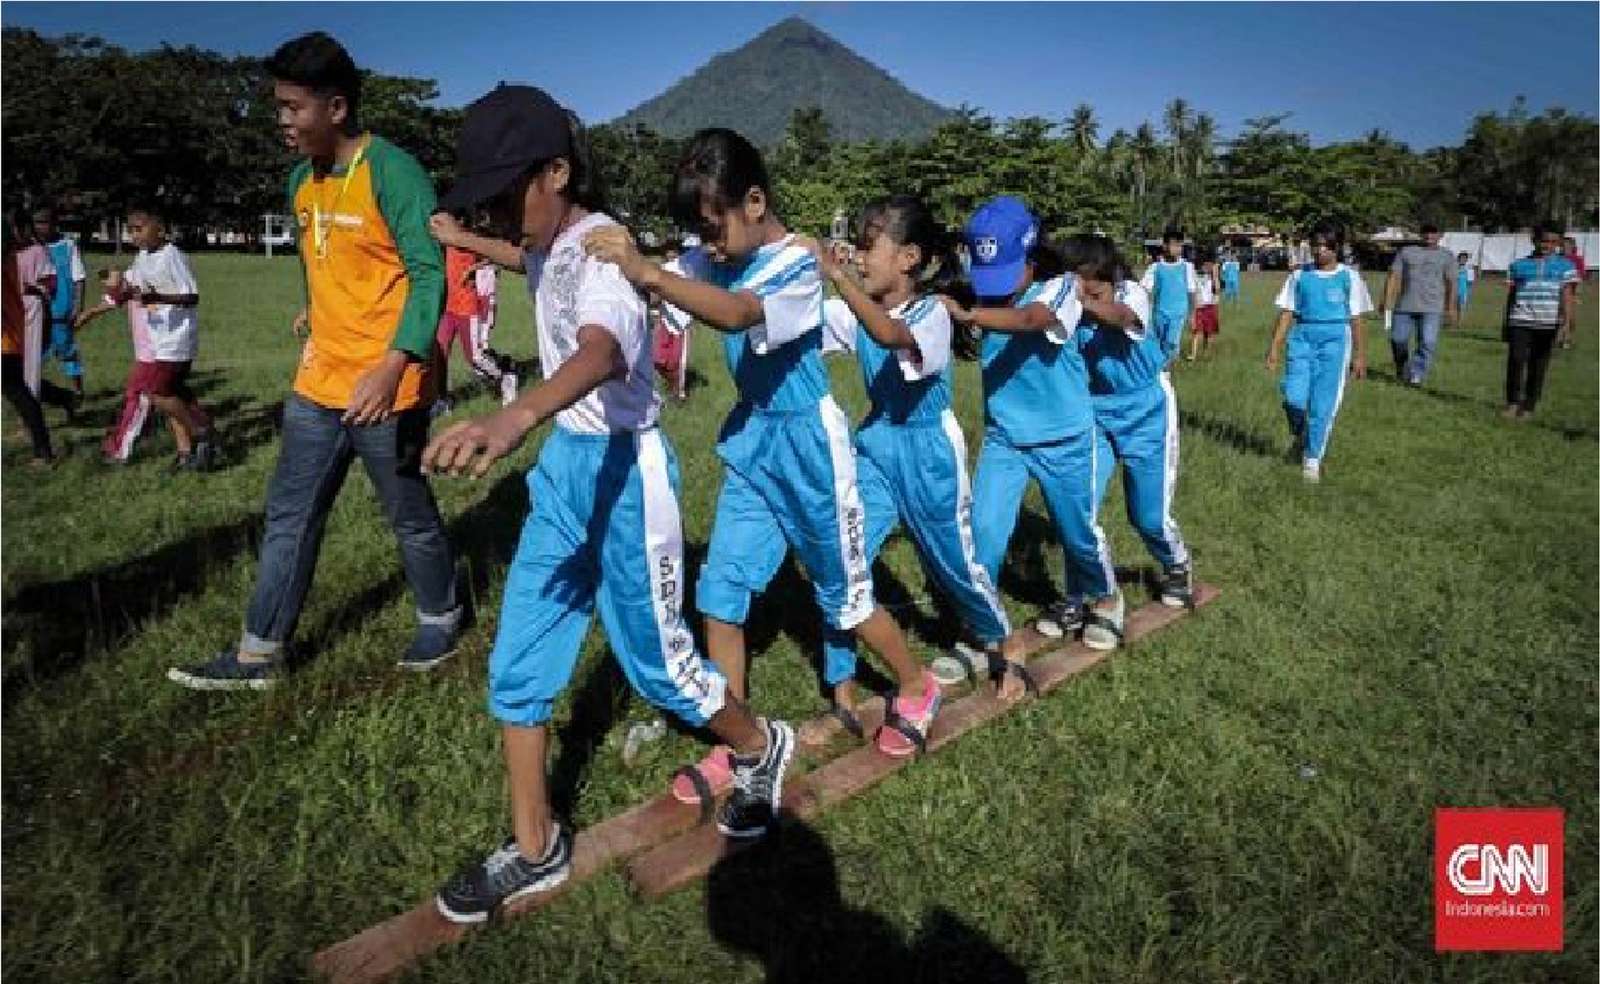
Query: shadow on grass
xmin=1368 ymin=368 xmax=1598 ymax=441
xmin=1178 ymin=408 xmax=1282 ymax=460
xmin=3 ymin=513 xmax=266 ymax=705
xmin=706 ymin=817 xmax=1028 ymax=984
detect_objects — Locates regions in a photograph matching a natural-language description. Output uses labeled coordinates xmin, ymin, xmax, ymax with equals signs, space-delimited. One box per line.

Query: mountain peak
xmin=611 ymin=18 xmax=953 ymax=146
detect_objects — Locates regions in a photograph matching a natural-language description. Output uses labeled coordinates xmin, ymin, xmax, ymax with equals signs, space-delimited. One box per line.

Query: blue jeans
xmin=1389 ymin=311 xmax=1442 ymax=384
xmin=242 ymin=392 xmax=457 ymax=651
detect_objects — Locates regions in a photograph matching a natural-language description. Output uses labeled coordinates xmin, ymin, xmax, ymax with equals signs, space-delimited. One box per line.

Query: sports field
xmin=3 ymin=255 xmax=1595 ymax=982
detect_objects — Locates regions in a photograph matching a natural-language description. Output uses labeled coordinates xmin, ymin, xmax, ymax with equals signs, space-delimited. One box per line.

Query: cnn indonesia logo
xmin=1435 ymin=808 xmax=1563 ymax=951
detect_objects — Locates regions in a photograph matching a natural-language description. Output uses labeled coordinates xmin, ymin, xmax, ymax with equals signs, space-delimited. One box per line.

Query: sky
xmin=6 ymin=2 xmax=1597 ymax=148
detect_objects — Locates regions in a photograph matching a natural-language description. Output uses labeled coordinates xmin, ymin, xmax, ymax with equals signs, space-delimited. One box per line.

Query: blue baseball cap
xmin=963 ymin=196 xmax=1038 ymax=298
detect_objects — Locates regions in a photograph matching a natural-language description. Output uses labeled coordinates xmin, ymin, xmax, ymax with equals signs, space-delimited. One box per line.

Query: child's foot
xmin=671 ymin=745 xmax=735 ymax=805
xmin=875 ymin=671 xmax=941 ymax=758
xmin=797 ymin=698 xmax=871 ymax=747
xmin=167 ymin=649 xmax=281 ymax=691
xmin=1301 ymin=458 xmax=1322 ymax=483
xmin=189 ymin=437 xmax=221 ymax=472
xmin=435 ymin=824 xmax=573 ymax=924
xmin=717 ymin=718 xmax=795 ymax=839
xmin=1082 ymin=592 xmax=1125 ymax=651
xmin=1159 ymin=563 xmax=1194 ymax=609
xmin=1033 ymin=598 xmax=1085 ymax=640
xmin=993 ymin=657 xmax=1038 ymax=704
xmin=1500 ymin=403 xmax=1522 ymax=420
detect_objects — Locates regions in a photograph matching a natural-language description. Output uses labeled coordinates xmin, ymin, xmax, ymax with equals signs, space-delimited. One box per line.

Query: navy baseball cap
xmin=439 ymin=84 xmax=572 ymax=212
xmin=963 ymin=196 xmax=1038 ymax=298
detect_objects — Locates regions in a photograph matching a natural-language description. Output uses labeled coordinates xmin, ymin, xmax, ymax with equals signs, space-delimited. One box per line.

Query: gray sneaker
xmin=436 ymin=824 xmax=573 ymax=924
xmin=716 ymin=718 xmax=795 ymax=840
xmin=167 ymin=649 xmax=281 ymax=691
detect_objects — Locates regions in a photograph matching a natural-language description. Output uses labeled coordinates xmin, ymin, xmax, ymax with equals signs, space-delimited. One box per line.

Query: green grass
xmin=3 ymin=255 xmax=1595 ymax=983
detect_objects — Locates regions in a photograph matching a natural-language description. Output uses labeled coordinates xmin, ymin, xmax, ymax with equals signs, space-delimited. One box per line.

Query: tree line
xmin=4 ymin=28 xmax=1595 ymax=250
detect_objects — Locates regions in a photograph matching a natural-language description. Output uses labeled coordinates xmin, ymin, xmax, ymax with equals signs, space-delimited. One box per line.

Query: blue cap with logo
xmin=963 ymin=196 xmax=1039 ymax=299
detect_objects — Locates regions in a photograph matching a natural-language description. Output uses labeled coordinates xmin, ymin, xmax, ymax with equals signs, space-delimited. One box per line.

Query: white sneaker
xmin=1302 ymin=458 xmax=1322 ymax=483
xmin=1082 ymin=592 xmax=1124 ymax=651
xmin=500 ymin=372 xmax=520 ymax=407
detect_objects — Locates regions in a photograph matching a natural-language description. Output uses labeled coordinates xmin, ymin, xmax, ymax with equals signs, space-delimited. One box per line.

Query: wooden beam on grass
xmin=626 ymin=584 xmax=1219 ymax=899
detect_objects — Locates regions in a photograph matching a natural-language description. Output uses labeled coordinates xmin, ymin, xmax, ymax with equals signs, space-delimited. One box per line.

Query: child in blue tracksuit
xmin=942 ymin=196 xmax=1124 ymax=658
xmin=1064 ymin=234 xmax=1194 ymax=609
xmin=1139 ymin=228 xmax=1197 ymax=359
xmin=1267 ymin=223 xmax=1372 ymax=482
xmin=586 ymin=129 xmax=939 ymax=780
xmin=422 ymin=88 xmax=792 ymax=922
xmin=810 ymin=195 xmax=1042 ymax=716
xmin=1221 ymin=253 xmax=1242 ymax=303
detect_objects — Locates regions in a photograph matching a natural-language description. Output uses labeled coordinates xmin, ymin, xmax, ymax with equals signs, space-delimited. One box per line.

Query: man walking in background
xmin=1381 ymin=223 xmax=1457 ymax=387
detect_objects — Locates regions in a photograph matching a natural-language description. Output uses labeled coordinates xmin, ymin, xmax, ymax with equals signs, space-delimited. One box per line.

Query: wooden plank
xmin=313 ymin=585 xmax=1220 ymax=979
xmin=627 ymin=585 xmax=1218 ymax=899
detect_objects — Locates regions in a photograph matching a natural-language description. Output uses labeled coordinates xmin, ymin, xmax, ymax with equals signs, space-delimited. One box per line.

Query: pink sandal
xmin=875 ymin=673 xmax=942 ymax=758
xmin=670 ymin=745 xmax=734 ymax=804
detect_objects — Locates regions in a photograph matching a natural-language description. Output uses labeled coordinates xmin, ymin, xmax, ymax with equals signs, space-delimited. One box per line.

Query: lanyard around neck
xmin=312 ymin=135 xmax=370 ymax=261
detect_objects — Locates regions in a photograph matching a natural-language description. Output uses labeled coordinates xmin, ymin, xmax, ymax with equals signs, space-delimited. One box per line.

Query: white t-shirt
xmin=1273 ymin=264 xmax=1375 ymax=316
xmin=657 ymin=254 xmax=694 ymax=334
xmin=820 ymin=294 xmax=952 ymax=381
xmin=1195 ymin=269 xmax=1218 ymax=306
xmin=124 ymin=243 xmax=199 ymax=361
xmin=524 ymin=213 xmax=660 ymax=435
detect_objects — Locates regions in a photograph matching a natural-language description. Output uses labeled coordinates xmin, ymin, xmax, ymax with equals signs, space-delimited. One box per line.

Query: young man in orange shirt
xmin=168 ymin=32 xmax=458 ymax=690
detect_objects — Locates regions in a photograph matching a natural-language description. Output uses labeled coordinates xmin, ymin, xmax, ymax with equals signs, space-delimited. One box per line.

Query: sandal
xmin=670 ymin=745 xmax=734 ymax=811
xmin=991 ymin=658 xmax=1039 ymax=700
xmin=798 ymin=700 xmax=867 ymax=747
xmin=875 ymin=672 xmax=941 ymax=758
xmin=930 ymin=642 xmax=991 ymax=686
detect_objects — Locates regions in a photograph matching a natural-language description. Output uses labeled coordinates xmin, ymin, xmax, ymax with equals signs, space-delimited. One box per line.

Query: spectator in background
xmin=11 ymin=211 xmax=77 ymax=415
xmin=1381 ymin=223 xmax=1457 ymax=387
xmin=1561 ymin=237 xmax=1586 ymax=349
xmin=1502 ymin=225 xmax=1578 ymax=420
xmin=33 ymin=208 xmax=87 ymax=398
xmin=3 ymin=215 xmax=55 ymax=465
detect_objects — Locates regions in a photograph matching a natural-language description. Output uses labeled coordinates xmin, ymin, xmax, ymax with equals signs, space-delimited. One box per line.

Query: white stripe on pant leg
xmin=116 ymin=393 xmax=152 ymax=460
xmin=1086 ymin=429 xmax=1117 ymax=596
xmin=818 ymin=395 xmax=875 ymax=630
xmin=939 ymin=409 xmax=1011 ymax=636
xmin=636 ymin=428 xmax=726 ymax=721
xmin=1156 ymin=374 xmax=1190 ymax=567
xmin=23 ymin=317 xmax=42 ymax=396
xmin=1313 ymin=327 xmax=1353 ymax=460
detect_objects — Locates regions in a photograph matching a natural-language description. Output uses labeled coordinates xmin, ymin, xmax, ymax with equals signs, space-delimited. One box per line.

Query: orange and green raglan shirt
xmin=289 ymin=134 xmax=444 ymax=411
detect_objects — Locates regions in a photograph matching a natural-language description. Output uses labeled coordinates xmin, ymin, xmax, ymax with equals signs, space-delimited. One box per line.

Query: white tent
xmin=1439 ymin=231 xmax=1599 ymax=273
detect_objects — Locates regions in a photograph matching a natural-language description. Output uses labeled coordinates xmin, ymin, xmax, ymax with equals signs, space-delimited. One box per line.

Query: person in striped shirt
xmin=1502 ymin=225 xmax=1579 ymax=421
xmin=167 ymin=32 xmax=458 ymax=690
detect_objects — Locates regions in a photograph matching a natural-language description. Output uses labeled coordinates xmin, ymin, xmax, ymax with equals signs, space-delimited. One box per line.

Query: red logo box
xmin=1435 ymin=808 xmax=1563 ymax=951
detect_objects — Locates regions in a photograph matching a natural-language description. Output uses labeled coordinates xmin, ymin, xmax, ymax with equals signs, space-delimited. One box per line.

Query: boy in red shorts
xmin=1186 ymin=254 xmax=1222 ymax=362
xmin=76 ymin=205 xmax=217 ymax=470
xmin=434 ymin=238 xmax=516 ymax=412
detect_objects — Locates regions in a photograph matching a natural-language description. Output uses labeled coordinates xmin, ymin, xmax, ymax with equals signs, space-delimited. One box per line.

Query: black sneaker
xmin=716 ymin=718 xmax=795 ymax=840
xmin=1159 ymin=564 xmax=1194 ymax=609
xmin=1034 ymin=598 xmax=1085 ymax=639
xmin=189 ymin=439 xmax=220 ymax=472
xmin=168 ymin=453 xmax=194 ymax=475
xmin=167 ymin=649 xmax=281 ymax=691
xmin=435 ymin=824 xmax=573 ymax=924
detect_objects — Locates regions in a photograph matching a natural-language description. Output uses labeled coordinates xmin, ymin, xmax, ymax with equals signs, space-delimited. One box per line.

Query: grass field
xmin=3 ymin=254 xmax=1595 ymax=983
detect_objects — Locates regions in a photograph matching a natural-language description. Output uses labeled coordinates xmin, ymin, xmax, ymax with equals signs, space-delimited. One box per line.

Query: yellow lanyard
xmin=312 ymin=135 xmax=370 ymax=261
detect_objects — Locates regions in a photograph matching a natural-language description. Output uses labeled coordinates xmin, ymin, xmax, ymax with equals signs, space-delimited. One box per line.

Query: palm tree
xmin=1132 ymin=122 xmax=1161 ymax=236
xmin=1163 ymin=98 xmax=1193 ymax=175
xmin=1067 ymin=103 xmax=1099 ymax=156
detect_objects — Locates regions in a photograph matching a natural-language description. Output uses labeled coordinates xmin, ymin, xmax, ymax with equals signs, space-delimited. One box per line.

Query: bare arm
xmin=584 ymin=226 xmax=763 ymax=331
xmin=941 ymin=297 xmax=1060 ymax=335
xmin=1266 ymin=309 xmax=1294 ymax=369
xmin=423 ymin=325 xmax=622 ymax=478
xmin=807 ymin=239 xmax=916 ymax=350
xmin=1381 ymin=268 xmax=1400 ymax=313
xmin=1078 ymin=282 xmax=1141 ymax=333
xmin=430 ymin=212 xmax=525 ymax=270
xmin=1349 ymin=313 xmax=1367 ymax=378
